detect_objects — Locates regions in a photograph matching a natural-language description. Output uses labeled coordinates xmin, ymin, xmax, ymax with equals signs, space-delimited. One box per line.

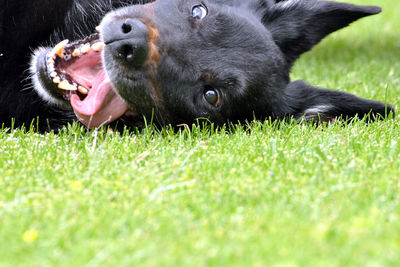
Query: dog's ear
xmin=262 ymin=0 xmax=381 ymax=65
xmin=281 ymin=81 xmax=394 ymax=122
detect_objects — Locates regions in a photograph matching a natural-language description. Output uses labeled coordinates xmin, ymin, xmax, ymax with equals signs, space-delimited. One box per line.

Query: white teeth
xmin=80 ymin=44 xmax=90 ymax=54
xmin=46 ymin=37 xmax=105 ymax=95
xmin=48 ymin=65 xmax=55 ymax=73
xmin=51 ymin=39 xmax=69 ymax=59
xmin=47 ymin=55 xmax=56 ymax=72
xmin=95 ymin=26 xmax=101 ymax=32
xmin=78 ymin=86 xmax=89 ymax=95
xmin=92 ymin=42 xmax=105 ymax=52
xmin=58 ymin=80 xmax=77 ymax=91
xmin=72 ymin=49 xmax=80 ymax=57
xmin=48 ymin=58 xmax=55 ymax=65
xmin=53 ymin=77 xmax=61 ymax=84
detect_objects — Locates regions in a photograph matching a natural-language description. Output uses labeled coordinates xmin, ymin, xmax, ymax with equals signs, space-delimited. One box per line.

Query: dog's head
xmin=31 ymin=0 xmax=391 ymax=129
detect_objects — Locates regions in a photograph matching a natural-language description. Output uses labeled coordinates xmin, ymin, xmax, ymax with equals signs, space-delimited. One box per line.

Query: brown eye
xmin=204 ymin=87 xmax=220 ymax=106
xmin=192 ymin=5 xmax=208 ymax=20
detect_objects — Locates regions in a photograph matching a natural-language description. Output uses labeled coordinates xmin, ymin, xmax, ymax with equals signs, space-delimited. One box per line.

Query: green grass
xmin=1 ymin=0 xmax=399 ymax=266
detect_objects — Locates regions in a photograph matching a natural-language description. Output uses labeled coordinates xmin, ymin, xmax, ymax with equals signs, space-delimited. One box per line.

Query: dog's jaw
xmin=30 ymin=47 xmax=70 ymax=107
xmin=30 ymin=39 xmax=133 ymax=129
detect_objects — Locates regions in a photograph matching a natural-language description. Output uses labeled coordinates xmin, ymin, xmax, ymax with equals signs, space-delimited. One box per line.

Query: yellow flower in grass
xmin=71 ymin=180 xmax=83 ymax=190
xmin=23 ymin=229 xmax=38 ymax=243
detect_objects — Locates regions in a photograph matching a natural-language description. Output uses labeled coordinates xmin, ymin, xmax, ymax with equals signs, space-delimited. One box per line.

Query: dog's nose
xmin=102 ymin=18 xmax=149 ymax=68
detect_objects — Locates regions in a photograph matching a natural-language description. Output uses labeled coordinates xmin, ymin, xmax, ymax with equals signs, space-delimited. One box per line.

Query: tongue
xmin=71 ymin=70 xmax=128 ymax=129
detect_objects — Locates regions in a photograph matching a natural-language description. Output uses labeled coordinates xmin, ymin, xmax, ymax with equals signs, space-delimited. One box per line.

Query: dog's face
xmin=100 ymin=0 xmax=288 ymax=126
xmin=31 ymin=0 xmax=392 ymax=129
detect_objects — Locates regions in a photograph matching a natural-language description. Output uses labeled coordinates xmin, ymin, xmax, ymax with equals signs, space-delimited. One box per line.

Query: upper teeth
xmin=47 ymin=38 xmax=105 ymax=95
xmin=80 ymin=44 xmax=91 ymax=54
xmin=72 ymin=49 xmax=80 ymax=57
xmin=92 ymin=42 xmax=105 ymax=51
xmin=51 ymin=39 xmax=69 ymax=59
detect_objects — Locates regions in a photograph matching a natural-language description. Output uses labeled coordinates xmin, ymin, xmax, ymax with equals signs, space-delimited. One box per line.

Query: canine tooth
xmin=78 ymin=86 xmax=88 ymax=95
xmin=53 ymin=77 xmax=61 ymax=84
xmin=58 ymin=80 xmax=77 ymax=91
xmin=92 ymin=42 xmax=105 ymax=52
xmin=52 ymin=39 xmax=69 ymax=59
xmin=72 ymin=49 xmax=80 ymax=57
xmin=50 ymin=72 xmax=58 ymax=78
xmin=95 ymin=26 xmax=101 ymax=32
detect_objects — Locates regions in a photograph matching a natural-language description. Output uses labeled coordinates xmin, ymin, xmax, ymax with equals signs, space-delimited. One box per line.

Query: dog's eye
xmin=204 ymin=87 xmax=220 ymax=107
xmin=192 ymin=5 xmax=208 ymax=20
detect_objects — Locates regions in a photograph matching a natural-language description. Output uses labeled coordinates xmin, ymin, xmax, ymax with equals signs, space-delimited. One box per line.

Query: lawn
xmin=1 ymin=0 xmax=399 ymax=266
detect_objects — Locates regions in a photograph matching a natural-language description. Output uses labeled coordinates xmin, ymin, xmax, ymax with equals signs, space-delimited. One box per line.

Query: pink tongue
xmin=70 ymin=70 xmax=128 ymax=129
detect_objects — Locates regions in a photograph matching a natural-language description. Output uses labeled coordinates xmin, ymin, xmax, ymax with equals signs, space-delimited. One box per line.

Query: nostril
xmin=117 ymin=45 xmax=134 ymax=60
xmin=115 ymin=43 xmax=148 ymax=68
xmin=124 ymin=46 xmax=135 ymax=63
xmin=121 ymin=21 xmax=132 ymax=34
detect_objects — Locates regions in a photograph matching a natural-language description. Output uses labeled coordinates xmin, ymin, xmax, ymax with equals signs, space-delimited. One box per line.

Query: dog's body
xmin=0 ymin=0 xmax=394 ymax=131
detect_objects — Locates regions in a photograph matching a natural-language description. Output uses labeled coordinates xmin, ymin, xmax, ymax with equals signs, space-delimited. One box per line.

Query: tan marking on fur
xmin=139 ymin=3 xmax=167 ymax=123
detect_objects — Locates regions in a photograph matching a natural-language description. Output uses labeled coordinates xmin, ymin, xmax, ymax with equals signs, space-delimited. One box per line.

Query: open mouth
xmin=44 ymin=34 xmax=143 ymax=129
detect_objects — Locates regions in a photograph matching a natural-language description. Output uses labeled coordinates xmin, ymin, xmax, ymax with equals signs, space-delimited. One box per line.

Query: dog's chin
xmin=30 ymin=38 xmax=146 ymax=129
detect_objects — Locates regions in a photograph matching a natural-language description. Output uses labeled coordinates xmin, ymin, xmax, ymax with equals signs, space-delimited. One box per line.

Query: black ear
xmin=281 ymin=81 xmax=395 ymax=122
xmin=263 ymin=0 xmax=381 ymax=65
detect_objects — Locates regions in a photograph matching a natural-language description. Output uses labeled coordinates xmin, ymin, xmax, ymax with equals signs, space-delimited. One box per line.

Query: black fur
xmin=0 ymin=0 xmax=394 ymax=131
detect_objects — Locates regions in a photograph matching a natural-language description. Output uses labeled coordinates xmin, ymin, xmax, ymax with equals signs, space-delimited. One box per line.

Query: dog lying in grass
xmin=0 ymin=0 xmax=394 ymax=131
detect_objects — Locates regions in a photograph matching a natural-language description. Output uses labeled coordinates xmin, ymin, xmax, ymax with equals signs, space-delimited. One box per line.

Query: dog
xmin=0 ymin=0 xmax=394 ymax=131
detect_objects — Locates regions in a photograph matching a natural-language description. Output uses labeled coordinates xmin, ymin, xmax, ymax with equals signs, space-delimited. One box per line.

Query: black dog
xmin=0 ymin=0 xmax=394 ymax=131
